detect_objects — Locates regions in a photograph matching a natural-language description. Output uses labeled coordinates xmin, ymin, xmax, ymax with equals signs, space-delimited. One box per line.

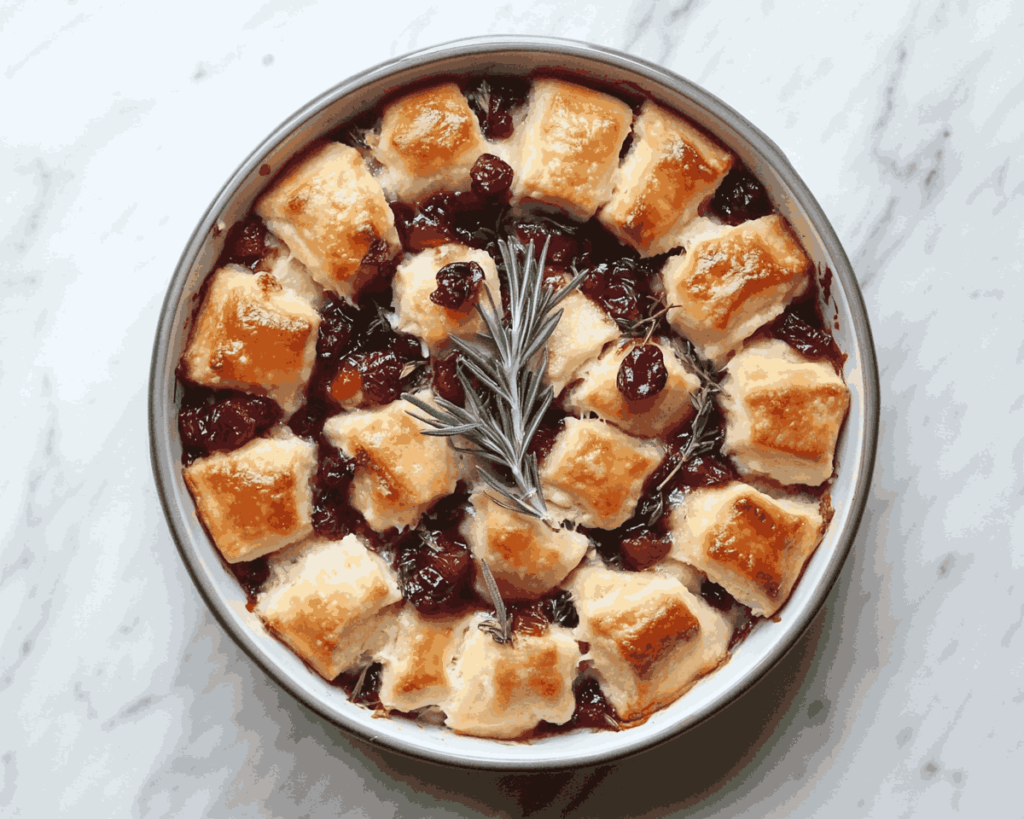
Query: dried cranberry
xmin=569 ymin=677 xmax=617 ymax=730
xmin=617 ymin=344 xmax=668 ymax=401
xmin=357 ymin=350 xmax=402 ymax=405
xmin=470 ymin=154 xmax=514 ymax=199
xmin=430 ymin=261 xmax=485 ymax=310
xmin=700 ymin=579 xmax=736 ymax=613
xmin=226 ymin=216 xmax=267 ymax=264
xmin=619 ymin=532 xmax=671 ymax=572
xmin=228 ymin=556 xmax=270 ymax=600
xmin=333 ymin=662 xmax=383 ymax=706
xmin=709 ymin=167 xmax=773 ymax=226
xmin=392 ymin=334 xmax=425 ymax=364
xmin=580 ymin=259 xmax=642 ymax=323
xmin=431 ymin=352 xmax=465 ymax=406
xmin=390 ymin=194 xmax=456 ymax=252
xmin=287 ymin=398 xmax=331 ymax=441
xmin=421 ymin=483 xmax=470 ymax=531
xmin=677 ymin=453 xmax=736 ymax=488
xmin=317 ymin=442 xmax=355 ymax=492
xmin=357 ymin=238 xmax=394 ymax=285
xmin=396 ymin=532 xmax=473 ymax=615
xmin=316 ymin=295 xmax=358 ymax=361
xmin=178 ymin=391 xmax=282 ymax=459
xmin=510 ymin=600 xmax=549 ymax=636
xmin=769 ymin=309 xmax=838 ymax=362
xmin=468 ymin=77 xmax=529 ymax=140
xmin=513 ymin=221 xmax=578 ymax=269
xmin=311 ymin=488 xmax=352 ymax=539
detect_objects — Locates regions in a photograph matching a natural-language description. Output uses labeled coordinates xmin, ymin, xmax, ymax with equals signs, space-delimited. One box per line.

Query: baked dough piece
xmin=391 ymin=244 xmax=501 ymax=353
xmin=564 ymin=339 xmax=702 ymax=438
xmin=255 ymin=535 xmax=401 ymax=680
xmin=570 ymin=563 xmax=729 ymax=722
xmin=377 ymin=607 xmax=467 ymax=712
xmin=661 ymin=215 xmax=811 ymax=365
xmin=510 ymin=79 xmax=633 ymax=219
xmin=668 ymin=482 xmax=824 ymax=617
xmin=372 ymin=83 xmax=489 ymax=201
xmin=462 ymin=491 xmax=589 ymax=600
xmin=539 ymin=418 xmax=664 ymax=529
xmin=264 ymin=235 xmax=325 ymax=310
xmin=600 ymin=102 xmax=733 ymax=256
xmin=545 ymin=290 xmax=621 ymax=395
xmin=256 ymin=143 xmax=400 ymax=300
xmin=181 ymin=265 xmax=320 ymax=412
xmin=720 ymin=340 xmax=850 ymax=486
xmin=183 ymin=432 xmax=316 ymax=563
xmin=321 ymin=392 xmax=458 ymax=532
xmin=443 ymin=615 xmax=580 ymax=738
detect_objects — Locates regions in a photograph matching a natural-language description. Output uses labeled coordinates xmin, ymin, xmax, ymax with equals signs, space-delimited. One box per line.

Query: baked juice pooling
xmin=175 ymin=74 xmax=850 ymax=738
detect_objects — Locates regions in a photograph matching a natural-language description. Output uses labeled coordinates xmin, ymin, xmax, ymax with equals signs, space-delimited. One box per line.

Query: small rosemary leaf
xmin=450 ymin=335 xmax=498 ymax=376
xmin=350 ymin=664 xmax=371 ymax=701
xmin=458 ymin=357 xmax=509 ymax=401
xmin=519 ymin=364 xmax=542 ymax=417
xmin=417 ymin=423 xmax=482 ymax=437
xmin=522 ymin=389 xmax=554 ymax=450
xmin=451 ymin=445 xmax=506 ymax=465
xmin=521 ymin=311 xmax=562 ymax=363
xmin=477 ymin=469 xmax=539 ymax=518
xmin=479 ymin=556 xmax=512 ymax=647
xmin=477 ymin=286 xmax=510 ymax=358
xmin=401 ymin=392 xmax=449 ymax=417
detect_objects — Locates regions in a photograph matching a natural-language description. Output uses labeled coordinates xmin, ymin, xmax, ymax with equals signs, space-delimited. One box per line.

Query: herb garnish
xmin=403 ymin=238 xmax=587 ymax=520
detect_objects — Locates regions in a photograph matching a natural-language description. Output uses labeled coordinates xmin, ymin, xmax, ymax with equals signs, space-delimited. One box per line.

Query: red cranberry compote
xmin=178 ymin=389 xmax=283 ymax=465
xmin=466 ymin=76 xmax=530 ymax=140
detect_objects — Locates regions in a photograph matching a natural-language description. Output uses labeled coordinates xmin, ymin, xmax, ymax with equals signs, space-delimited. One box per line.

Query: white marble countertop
xmin=3 ymin=1 xmax=1022 ymax=816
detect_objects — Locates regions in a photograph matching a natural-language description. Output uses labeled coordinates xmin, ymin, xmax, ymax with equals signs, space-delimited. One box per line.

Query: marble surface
xmin=3 ymin=0 xmax=1022 ymax=815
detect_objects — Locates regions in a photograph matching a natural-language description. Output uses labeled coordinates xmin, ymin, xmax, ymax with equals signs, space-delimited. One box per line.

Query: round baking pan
xmin=150 ymin=35 xmax=879 ymax=771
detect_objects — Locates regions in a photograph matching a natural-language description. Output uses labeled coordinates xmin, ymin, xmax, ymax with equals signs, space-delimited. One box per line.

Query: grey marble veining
xmin=2 ymin=0 xmax=1023 ymax=816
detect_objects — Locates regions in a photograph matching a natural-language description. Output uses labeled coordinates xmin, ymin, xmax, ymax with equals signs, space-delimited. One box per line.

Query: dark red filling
xmin=467 ymin=77 xmax=530 ymax=140
xmin=708 ymin=166 xmax=774 ymax=226
xmin=178 ymin=389 xmax=282 ymax=465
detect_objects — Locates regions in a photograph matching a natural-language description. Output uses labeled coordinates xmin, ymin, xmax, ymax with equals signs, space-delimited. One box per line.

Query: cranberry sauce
xmin=289 ymin=291 xmax=426 ymax=441
xmin=536 ymin=676 xmax=619 ymax=735
xmin=706 ymin=166 xmax=774 ymax=226
xmin=466 ymin=77 xmax=530 ymax=140
xmin=331 ymin=662 xmax=384 ymax=707
xmin=228 ymin=555 xmax=271 ymax=610
xmin=178 ymin=388 xmax=283 ymax=465
xmin=216 ymin=215 xmax=271 ymax=272
xmin=392 ymin=485 xmax=480 ymax=617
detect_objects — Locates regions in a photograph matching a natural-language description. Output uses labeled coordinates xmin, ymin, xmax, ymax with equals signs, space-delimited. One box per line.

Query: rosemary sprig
xmin=403 ymin=237 xmax=587 ymax=520
xmin=477 ymin=559 xmax=512 ymax=644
